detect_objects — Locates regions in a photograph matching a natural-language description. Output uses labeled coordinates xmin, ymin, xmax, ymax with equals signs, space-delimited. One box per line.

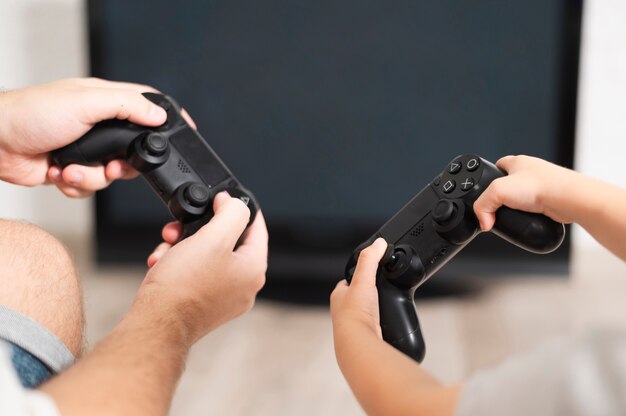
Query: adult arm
xmin=39 ymin=193 xmax=268 ymax=415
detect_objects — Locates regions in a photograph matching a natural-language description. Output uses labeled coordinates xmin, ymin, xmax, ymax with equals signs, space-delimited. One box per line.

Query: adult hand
xmin=0 ymin=78 xmax=168 ymax=197
xmin=140 ymin=191 xmax=268 ymax=342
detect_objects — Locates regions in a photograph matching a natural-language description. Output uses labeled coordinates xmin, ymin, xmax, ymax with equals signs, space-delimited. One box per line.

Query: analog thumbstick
xmin=385 ymin=250 xmax=407 ymax=273
xmin=381 ymin=245 xmax=425 ymax=288
xmin=143 ymin=133 xmax=168 ymax=156
xmin=184 ymin=183 xmax=210 ymax=208
xmin=432 ymin=200 xmax=457 ymax=226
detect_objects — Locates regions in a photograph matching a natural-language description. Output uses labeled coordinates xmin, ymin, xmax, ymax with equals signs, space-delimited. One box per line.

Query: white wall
xmin=0 ymin=0 xmax=624 ymax=251
xmin=0 ymin=0 xmax=90 ymax=240
xmin=574 ymin=0 xmax=626 ymax=250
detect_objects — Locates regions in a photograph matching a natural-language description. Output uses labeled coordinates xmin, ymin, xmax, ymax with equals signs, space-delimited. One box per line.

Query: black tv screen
xmin=90 ymin=0 xmax=581 ymax=286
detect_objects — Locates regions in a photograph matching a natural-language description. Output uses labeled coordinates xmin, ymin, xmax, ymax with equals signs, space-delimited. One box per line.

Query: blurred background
xmin=0 ymin=0 xmax=625 ymax=415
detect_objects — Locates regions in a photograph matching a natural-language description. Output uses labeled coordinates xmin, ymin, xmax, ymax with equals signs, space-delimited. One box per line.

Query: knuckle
xmin=255 ymin=255 xmax=269 ymax=275
xmin=253 ymin=272 xmax=266 ymax=292
xmin=235 ymin=294 xmax=256 ymax=317
xmin=115 ymin=89 xmax=141 ymax=116
xmin=244 ymin=297 xmax=256 ymax=314
xmin=60 ymin=187 xmax=86 ymax=199
xmin=136 ymin=83 xmax=155 ymax=92
xmin=489 ymin=178 xmax=506 ymax=197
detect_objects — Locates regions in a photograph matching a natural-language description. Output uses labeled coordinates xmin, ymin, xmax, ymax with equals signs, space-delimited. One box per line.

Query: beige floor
xmin=76 ymin=246 xmax=625 ymax=416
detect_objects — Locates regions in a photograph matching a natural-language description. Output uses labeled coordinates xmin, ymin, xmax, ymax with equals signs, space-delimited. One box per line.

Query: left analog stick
xmin=129 ymin=132 xmax=170 ymax=172
xmin=143 ymin=133 xmax=168 ymax=155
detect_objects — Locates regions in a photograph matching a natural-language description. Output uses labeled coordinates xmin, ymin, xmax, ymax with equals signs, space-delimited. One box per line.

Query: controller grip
xmin=492 ymin=207 xmax=565 ymax=254
xmin=52 ymin=120 xmax=143 ymax=168
xmin=378 ymin=277 xmax=426 ymax=362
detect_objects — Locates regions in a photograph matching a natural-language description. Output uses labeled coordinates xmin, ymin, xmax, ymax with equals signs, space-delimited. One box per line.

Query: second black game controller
xmin=52 ymin=93 xmax=258 ymax=240
xmin=344 ymin=154 xmax=565 ymax=362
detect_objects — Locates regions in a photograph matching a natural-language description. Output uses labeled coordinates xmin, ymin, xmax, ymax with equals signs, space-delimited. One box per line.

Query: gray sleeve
xmin=455 ymin=330 xmax=626 ymax=416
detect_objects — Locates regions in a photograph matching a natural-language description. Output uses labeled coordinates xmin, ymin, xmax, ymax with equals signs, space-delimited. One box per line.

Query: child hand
xmin=473 ymin=155 xmax=576 ymax=231
xmin=330 ymin=238 xmax=387 ymax=339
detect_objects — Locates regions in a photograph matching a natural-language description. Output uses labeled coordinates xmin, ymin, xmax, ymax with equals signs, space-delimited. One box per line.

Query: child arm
xmin=330 ymin=239 xmax=461 ymax=416
xmin=474 ymin=155 xmax=626 ymax=261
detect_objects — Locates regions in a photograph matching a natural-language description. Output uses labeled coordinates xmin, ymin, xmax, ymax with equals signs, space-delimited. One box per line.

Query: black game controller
xmin=52 ymin=93 xmax=258 ymax=239
xmin=344 ymin=154 xmax=565 ymax=362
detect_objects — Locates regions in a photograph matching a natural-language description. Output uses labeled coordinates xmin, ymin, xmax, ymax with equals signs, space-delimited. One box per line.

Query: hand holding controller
xmin=52 ymin=93 xmax=258 ymax=239
xmin=344 ymin=154 xmax=565 ymax=362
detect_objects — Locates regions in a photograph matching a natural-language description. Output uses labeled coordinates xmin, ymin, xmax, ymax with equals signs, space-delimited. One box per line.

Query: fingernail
xmin=150 ymin=105 xmax=167 ymax=120
xmin=68 ymin=171 xmax=84 ymax=185
xmin=49 ymin=167 xmax=61 ymax=181
xmin=373 ymin=237 xmax=386 ymax=247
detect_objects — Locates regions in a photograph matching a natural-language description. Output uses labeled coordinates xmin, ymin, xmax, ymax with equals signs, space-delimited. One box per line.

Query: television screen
xmin=89 ymin=0 xmax=581 ymax=293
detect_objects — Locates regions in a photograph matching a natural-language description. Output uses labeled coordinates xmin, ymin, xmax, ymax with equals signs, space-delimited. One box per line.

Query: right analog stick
xmin=169 ymin=182 xmax=211 ymax=220
xmin=432 ymin=200 xmax=457 ymax=226
xmin=431 ymin=199 xmax=477 ymax=245
xmin=184 ymin=183 xmax=210 ymax=208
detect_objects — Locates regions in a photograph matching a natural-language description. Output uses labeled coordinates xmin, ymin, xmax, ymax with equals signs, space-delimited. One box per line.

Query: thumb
xmin=81 ymin=88 xmax=167 ymax=126
xmin=350 ymin=238 xmax=387 ymax=288
xmin=473 ymin=178 xmax=507 ymax=232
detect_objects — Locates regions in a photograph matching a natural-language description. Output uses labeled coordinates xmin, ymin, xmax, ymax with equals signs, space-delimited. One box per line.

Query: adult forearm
xmin=334 ymin=321 xmax=460 ymax=416
xmin=39 ymin=293 xmax=192 ymax=416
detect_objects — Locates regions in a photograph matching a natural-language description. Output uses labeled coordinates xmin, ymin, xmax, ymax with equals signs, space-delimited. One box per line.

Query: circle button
xmin=466 ymin=158 xmax=480 ymax=171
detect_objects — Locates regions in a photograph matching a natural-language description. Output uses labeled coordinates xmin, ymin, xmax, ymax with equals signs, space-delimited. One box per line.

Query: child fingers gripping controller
xmin=331 ymin=155 xmax=626 ymax=416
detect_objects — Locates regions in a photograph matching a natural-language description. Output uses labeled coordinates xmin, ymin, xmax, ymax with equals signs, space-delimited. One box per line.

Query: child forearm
xmin=334 ymin=320 xmax=461 ymax=416
xmin=550 ymin=172 xmax=626 ymax=261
